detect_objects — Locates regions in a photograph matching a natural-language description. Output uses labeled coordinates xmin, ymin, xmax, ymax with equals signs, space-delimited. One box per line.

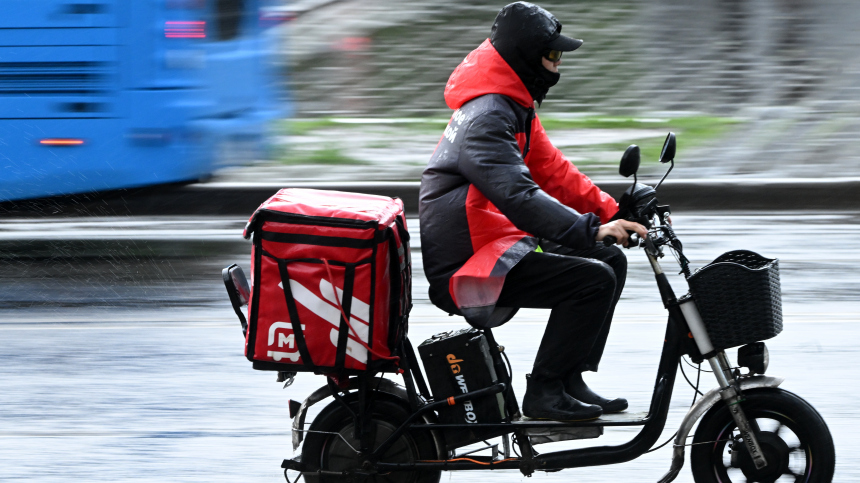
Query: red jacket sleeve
xmin=523 ymin=116 xmax=619 ymax=224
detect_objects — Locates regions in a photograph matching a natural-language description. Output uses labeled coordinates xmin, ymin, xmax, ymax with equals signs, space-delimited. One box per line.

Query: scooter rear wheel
xmin=690 ymin=387 xmax=834 ymax=483
xmin=300 ymin=398 xmax=441 ymax=483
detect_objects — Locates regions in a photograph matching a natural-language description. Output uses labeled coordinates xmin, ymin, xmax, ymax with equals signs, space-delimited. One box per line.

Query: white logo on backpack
xmin=267 ymin=322 xmax=305 ymax=362
xmin=272 ymin=278 xmax=371 ymax=363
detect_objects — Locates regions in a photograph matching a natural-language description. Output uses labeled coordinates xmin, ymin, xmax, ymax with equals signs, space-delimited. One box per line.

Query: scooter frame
xmin=214 ymin=134 xmax=804 ymax=482
xmin=282 ymin=229 xmax=783 ymax=481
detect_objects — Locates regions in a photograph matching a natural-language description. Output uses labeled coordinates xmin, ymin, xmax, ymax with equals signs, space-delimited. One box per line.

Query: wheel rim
xmin=708 ymin=409 xmax=813 ymax=482
xmin=321 ymin=419 xmax=422 ymax=483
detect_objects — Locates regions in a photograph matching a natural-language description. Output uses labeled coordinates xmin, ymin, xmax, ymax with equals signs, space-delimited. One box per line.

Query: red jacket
xmin=418 ymin=39 xmax=619 ymax=327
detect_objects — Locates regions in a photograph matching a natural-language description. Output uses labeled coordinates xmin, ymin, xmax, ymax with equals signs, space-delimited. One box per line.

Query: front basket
xmin=687 ymin=250 xmax=783 ymax=351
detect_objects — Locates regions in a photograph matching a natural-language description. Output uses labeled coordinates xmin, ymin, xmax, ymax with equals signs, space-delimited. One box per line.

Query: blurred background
xmin=0 ymin=0 xmax=284 ymax=202
xmin=4 ymin=0 xmax=860 ymax=200
xmin=2 ymin=1 xmax=860 ymax=482
xmin=273 ymin=0 xmax=860 ymax=182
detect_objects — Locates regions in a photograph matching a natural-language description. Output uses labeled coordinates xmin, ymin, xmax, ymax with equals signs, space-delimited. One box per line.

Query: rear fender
xmin=292 ymin=377 xmax=444 ymax=458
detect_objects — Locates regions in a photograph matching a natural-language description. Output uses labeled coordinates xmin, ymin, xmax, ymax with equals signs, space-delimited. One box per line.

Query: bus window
xmin=214 ymin=0 xmax=244 ymax=41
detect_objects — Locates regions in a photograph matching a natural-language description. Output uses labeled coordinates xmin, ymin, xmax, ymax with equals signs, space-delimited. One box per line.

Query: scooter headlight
xmin=737 ymin=342 xmax=769 ymax=375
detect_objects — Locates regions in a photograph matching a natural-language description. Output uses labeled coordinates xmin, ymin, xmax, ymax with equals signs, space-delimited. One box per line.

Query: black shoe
xmin=522 ymin=374 xmax=603 ymax=421
xmin=563 ymin=372 xmax=628 ymax=413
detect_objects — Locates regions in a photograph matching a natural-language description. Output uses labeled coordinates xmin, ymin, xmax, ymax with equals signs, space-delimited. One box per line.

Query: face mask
xmin=531 ymin=66 xmax=560 ymax=105
xmin=494 ymin=40 xmax=561 ymax=105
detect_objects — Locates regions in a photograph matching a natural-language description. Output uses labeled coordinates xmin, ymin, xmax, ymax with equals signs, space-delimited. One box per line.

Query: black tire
xmin=691 ymin=387 xmax=835 ymax=483
xmin=300 ymin=397 xmax=442 ymax=483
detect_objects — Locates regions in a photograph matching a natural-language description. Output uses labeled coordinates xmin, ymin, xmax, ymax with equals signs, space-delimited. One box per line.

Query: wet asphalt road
xmin=1 ymin=211 xmax=859 ymax=482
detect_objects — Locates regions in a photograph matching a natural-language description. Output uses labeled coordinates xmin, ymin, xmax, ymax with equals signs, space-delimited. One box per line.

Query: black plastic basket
xmin=687 ymin=250 xmax=783 ymax=351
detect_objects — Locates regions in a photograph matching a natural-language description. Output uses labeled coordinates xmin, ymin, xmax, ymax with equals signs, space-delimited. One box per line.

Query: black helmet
xmin=490 ymin=2 xmax=583 ymax=104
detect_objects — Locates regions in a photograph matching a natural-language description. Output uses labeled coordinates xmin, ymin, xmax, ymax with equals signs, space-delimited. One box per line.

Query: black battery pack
xmin=418 ymin=327 xmax=506 ymax=449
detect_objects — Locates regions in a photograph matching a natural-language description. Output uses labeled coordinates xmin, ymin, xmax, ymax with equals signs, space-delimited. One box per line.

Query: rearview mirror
xmin=619 ymin=145 xmax=640 ymax=178
xmin=224 ymin=264 xmax=251 ymax=306
xmin=659 ymin=132 xmax=676 ymax=163
xmin=223 ymin=264 xmax=251 ymax=336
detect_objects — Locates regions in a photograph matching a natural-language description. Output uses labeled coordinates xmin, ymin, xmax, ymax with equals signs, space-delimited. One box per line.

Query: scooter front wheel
xmin=690 ymin=387 xmax=834 ymax=483
xmin=300 ymin=397 xmax=441 ymax=483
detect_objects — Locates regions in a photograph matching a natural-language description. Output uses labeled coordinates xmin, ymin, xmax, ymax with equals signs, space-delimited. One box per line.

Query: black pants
xmin=496 ymin=241 xmax=627 ymax=380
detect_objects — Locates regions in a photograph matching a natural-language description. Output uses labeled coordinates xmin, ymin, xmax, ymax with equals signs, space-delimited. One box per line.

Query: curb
xmin=2 ymin=178 xmax=859 ymax=217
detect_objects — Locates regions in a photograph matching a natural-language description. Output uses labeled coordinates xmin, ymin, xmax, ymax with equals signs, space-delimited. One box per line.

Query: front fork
xmin=708 ymin=351 xmax=768 ymax=469
xmin=649 ymin=246 xmax=768 ymax=470
xmin=681 ymin=296 xmax=768 ymax=470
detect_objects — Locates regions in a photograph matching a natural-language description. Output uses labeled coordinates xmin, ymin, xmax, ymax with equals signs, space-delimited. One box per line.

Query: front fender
xmin=656 ymin=375 xmax=784 ymax=483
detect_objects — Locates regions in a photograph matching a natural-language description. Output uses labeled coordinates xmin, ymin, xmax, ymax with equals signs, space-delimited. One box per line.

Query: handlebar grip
xmin=603 ymin=232 xmax=643 ymax=248
xmin=626 ymin=234 xmax=640 ymax=249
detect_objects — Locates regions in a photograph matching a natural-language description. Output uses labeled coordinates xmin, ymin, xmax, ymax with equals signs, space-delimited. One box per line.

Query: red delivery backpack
xmin=242 ymin=189 xmax=412 ymax=374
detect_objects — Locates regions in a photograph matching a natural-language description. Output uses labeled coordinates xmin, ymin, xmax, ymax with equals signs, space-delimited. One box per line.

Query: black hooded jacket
xmin=418 ymin=40 xmax=618 ymax=327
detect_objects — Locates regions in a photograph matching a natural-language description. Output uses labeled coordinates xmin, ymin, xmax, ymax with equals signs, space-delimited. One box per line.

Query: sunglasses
xmin=544 ymin=49 xmax=563 ymax=62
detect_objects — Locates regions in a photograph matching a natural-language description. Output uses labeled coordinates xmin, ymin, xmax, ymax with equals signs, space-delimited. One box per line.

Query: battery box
xmin=417 ymin=327 xmax=506 ymax=449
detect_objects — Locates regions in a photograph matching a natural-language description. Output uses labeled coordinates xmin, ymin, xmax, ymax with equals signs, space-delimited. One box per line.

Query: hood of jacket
xmin=444 ymin=39 xmax=534 ymax=111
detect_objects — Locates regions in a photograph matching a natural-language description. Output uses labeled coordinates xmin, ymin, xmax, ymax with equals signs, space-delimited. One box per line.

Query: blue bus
xmin=0 ymin=0 xmax=286 ymax=202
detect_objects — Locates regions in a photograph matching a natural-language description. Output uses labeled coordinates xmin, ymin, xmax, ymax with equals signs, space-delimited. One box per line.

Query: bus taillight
xmin=40 ymin=139 xmax=85 ymax=146
xmin=165 ymin=21 xmax=206 ymax=39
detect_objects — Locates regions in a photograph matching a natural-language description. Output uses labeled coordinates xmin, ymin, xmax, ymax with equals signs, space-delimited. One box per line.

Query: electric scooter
xmin=223 ymin=132 xmax=835 ymax=482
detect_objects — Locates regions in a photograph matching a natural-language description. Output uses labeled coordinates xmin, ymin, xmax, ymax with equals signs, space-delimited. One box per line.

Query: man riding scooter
xmin=419 ymin=1 xmax=647 ymax=422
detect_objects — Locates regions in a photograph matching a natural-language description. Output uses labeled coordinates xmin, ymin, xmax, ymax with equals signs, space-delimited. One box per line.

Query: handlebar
xmin=602 ymin=232 xmax=641 ymax=248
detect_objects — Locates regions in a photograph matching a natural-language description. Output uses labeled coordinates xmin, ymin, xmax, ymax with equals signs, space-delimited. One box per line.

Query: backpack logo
xmin=273 ymin=278 xmax=371 ymax=364
xmin=267 ymin=322 xmax=305 ymax=362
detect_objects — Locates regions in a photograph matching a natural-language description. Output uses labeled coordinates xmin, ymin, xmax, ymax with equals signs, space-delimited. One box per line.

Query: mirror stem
xmin=654 ymin=159 xmax=674 ymax=191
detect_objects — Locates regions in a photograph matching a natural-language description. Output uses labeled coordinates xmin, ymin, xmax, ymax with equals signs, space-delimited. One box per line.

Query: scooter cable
xmin=510 ymin=433 xmax=522 ymax=457
xmin=645 ymin=431 xmax=679 ymax=454
xmin=693 ymin=361 xmax=701 ymax=405
xmin=683 ymin=356 xmax=712 ymax=373
xmin=501 ymin=350 xmax=513 ymax=380
xmin=679 ymin=359 xmax=705 ymax=397
xmin=417 ymin=457 xmax=520 ymax=466
xmin=646 ymin=360 xmax=703 ymax=454
xmin=284 ymin=468 xmax=301 ymax=483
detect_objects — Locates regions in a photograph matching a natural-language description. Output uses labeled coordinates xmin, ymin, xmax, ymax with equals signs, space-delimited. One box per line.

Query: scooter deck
xmin=513 ymin=411 xmax=650 ymax=427
xmin=410 ymin=412 xmax=650 ymax=432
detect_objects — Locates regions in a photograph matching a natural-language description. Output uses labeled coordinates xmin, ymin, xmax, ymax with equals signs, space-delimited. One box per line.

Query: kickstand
xmin=515 ymin=430 xmax=536 ymax=476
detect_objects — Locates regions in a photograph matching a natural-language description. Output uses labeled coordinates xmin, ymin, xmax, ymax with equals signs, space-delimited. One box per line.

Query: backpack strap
xmin=332 ymin=263 xmax=356 ymax=372
xmin=277 ymin=259 xmax=316 ymax=370
xmin=403 ymin=336 xmax=431 ymax=400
